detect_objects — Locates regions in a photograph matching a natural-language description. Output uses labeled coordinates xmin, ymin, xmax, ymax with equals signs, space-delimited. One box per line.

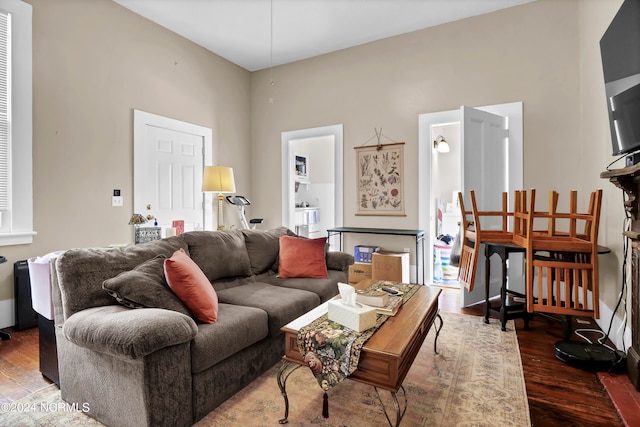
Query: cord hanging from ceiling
xmin=269 ymin=0 xmax=275 ymax=104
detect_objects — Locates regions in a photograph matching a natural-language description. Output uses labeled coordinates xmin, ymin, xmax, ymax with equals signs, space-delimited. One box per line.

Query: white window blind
xmin=0 ymin=11 xmax=9 ymax=213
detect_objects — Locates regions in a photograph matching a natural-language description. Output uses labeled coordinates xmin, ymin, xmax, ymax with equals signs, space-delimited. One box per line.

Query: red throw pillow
xmin=164 ymin=248 xmax=218 ymax=323
xmin=278 ymin=236 xmax=328 ymax=278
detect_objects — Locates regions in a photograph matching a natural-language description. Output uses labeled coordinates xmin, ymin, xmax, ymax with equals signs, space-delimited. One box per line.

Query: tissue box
xmin=328 ymin=299 xmax=377 ymax=332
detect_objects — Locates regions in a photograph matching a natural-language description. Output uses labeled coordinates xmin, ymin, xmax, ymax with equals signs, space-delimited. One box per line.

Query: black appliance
xmin=14 ymin=259 xmax=37 ymax=330
xmin=600 ymin=0 xmax=640 ymax=158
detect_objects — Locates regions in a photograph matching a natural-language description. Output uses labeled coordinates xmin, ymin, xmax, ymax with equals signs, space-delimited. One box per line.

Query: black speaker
xmin=14 ymin=260 xmax=37 ymax=330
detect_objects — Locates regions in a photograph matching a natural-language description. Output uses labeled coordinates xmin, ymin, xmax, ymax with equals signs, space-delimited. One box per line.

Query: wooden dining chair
xmin=515 ymin=189 xmax=603 ymax=320
xmin=457 ymin=191 xmax=479 ymax=292
xmin=457 ymin=190 xmax=513 ymax=292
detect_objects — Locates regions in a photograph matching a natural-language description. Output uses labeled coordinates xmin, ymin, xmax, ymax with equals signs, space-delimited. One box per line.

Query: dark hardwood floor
xmin=0 ymin=326 xmax=50 ymax=404
xmin=0 ymin=287 xmax=626 ymax=426
xmin=438 ymin=286 xmax=623 ymax=427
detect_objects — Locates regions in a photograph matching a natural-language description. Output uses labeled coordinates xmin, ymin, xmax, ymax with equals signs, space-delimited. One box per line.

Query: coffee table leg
xmin=375 ymin=385 xmax=407 ymax=427
xmin=433 ymin=313 xmax=444 ymax=354
xmin=277 ymin=361 xmax=302 ymax=424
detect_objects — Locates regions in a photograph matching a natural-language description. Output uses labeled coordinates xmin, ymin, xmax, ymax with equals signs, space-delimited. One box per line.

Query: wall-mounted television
xmin=600 ymin=0 xmax=640 ymax=157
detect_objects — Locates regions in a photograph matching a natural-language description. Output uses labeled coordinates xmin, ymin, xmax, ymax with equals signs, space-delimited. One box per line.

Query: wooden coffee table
xmin=277 ymin=279 xmax=443 ymax=426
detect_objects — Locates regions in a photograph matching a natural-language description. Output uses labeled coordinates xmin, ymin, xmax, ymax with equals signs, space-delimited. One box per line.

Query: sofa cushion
xmin=181 ymin=230 xmax=252 ymax=282
xmin=102 ymin=255 xmax=192 ymax=317
xmin=165 ymin=249 xmax=219 ymax=324
xmin=64 ymin=305 xmax=197 ymax=360
xmin=256 ymin=269 xmax=344 ymax=303
xmin=278 ymin=236 xmax=328 ymax=278
xmin=190 ymin=303 xmax=269 ymax=374
xmin=55 ymin=236 xmax=189 ymax=319
xmin=216 ymin=282 xmax=320 ymax=336
xmin=242 ymin=227 xmax=294 ymax=275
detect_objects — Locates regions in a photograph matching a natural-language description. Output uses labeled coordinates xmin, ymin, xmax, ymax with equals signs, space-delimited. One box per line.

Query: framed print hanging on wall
xmin=355 ymin=142 xmax=405 ymax=216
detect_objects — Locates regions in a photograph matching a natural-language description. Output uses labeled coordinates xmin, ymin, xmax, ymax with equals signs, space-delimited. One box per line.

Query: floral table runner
xmin=296 ymin=281 xmax=419 ymax=417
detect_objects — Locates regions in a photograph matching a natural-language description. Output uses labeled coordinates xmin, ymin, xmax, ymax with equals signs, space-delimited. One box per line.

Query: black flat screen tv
xmin=600 ymin=0 xmax=640 ymax=156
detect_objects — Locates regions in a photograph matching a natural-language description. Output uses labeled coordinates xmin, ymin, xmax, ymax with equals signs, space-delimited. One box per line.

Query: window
xmin=0 ymin=0 xmax=33 ymax=245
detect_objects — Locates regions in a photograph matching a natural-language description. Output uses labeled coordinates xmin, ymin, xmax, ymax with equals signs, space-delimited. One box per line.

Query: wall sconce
xmin=202 ymin=166 xmax=236 ymax=230
xmin=433 ymin=135 xmax=450 ymax=153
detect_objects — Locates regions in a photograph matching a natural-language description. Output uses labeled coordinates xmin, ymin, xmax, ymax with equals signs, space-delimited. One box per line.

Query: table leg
xmin=484 ymin=246 xmax=492 ymax=324
xmin=420 ymin=236 xmax=425 ymax=285
xmin=434 ymin=313 xmax=444 ymax=354
xmin=374 ymin=385 xmax=407 ymax=427
xmin=415 ymin=237 xmax=421 ymax=285
xmin=277 ymin=360 xmax=302 ymax=424
xmin=499 ymin=247 xmax=509 ymax=331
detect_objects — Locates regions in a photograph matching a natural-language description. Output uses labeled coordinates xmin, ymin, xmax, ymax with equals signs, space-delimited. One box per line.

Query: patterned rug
xmin=1 ymin=311 xmax=530 ymax=427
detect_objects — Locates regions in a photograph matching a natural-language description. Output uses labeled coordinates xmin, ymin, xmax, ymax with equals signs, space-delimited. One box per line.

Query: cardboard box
xmin=348 ymin=262 xmax=372 ymax=284
xmin=354 ymin=245 xmax=381 ymax=263
xmin=372 ymin=252 xmax=410 ymax=283
xmin=328 ymin=299 xmax=377 ymax=332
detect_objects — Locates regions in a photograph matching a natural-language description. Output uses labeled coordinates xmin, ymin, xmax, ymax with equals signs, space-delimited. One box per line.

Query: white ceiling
xmin=113 ymin=0 xmax=536 ymax=72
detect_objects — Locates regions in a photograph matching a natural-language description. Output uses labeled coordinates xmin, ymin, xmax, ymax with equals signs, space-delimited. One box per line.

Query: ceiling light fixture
xmin=433 ymin=135 xmax=450 ymax=153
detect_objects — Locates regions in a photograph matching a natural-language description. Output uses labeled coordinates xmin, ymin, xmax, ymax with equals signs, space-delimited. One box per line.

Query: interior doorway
xmin=133 ymin=110 xmax=214 ymax=233
xmin=418 ymin=102 xmax=523 ymax=307
xmin=281 ymin=124 xmax=343 ymax=249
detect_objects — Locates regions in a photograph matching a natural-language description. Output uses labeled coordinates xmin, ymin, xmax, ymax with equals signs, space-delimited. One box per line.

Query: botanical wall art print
xmin=355 ymin=143 xmax=405 ymax=216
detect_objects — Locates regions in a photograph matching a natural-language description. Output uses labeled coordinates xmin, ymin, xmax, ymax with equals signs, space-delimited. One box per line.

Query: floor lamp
xmin=203 ymin=166 xmax=236 ymax=230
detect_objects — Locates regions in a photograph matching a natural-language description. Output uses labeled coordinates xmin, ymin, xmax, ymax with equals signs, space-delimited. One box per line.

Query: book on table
xmin=374 ymin=295 xmax=403 ymax=316
xmin=355 ymin=289 xmax=389 ymax=307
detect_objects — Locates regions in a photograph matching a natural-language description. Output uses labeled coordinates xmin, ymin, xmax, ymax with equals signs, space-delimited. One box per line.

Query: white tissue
xmin=329 ymin=283 xmax=377 ymax=331
xmin=338 ymin=282 xmax=357 ymax=307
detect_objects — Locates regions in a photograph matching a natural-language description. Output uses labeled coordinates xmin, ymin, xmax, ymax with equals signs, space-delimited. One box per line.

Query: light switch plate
xmin=112 ymin=196 xmax=123 ymax=207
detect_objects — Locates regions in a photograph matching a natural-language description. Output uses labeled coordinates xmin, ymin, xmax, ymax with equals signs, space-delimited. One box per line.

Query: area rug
xmin=1 ymin=311 xmax=531 ymax=427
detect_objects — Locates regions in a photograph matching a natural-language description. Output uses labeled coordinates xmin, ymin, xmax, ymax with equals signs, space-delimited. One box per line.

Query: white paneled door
xmin=460 ymin=105 xmax=510 ymax=307
xmin=133 ymin=110 xmax=213 ymax=233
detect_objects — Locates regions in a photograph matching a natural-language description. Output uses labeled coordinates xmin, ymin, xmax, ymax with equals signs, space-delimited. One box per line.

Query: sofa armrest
xmin=64 ymin=305 xmax=198 ymax=360
xmin=326 ymin=251 xmax=354 ymax=273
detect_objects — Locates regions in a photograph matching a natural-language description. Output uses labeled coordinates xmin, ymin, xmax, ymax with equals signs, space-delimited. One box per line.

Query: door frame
xmin=281 ymin=124 xmax=344 ymax=245
xmin=418 ymin=102 xmax=523 ymax=295
xmin=133 ymin=110 xmax=215 ymax=231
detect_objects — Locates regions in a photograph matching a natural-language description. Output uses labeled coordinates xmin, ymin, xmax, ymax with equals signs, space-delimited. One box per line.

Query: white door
xmin=134 ymin=110 xmax=214 ymax=233
xmin=460 ymin=105 xmax=510 ymax=306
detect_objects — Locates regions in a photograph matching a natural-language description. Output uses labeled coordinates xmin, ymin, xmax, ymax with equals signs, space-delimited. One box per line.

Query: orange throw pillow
xmin=278 ymin=236 xmax=328 ymax=278
xmin=164 ymin=248 xmax=218 ymax=323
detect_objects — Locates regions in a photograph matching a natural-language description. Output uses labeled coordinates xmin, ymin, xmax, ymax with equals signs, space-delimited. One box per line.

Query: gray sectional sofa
xmin=50 ymin=227 xmax=353 ymax=427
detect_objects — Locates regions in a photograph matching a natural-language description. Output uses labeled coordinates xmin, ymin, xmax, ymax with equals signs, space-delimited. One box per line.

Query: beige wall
xmin=250 ymin=0 xmax=628 ymax=344
xmin=251 ymin=0 xmax=583 ymax=228
xmin=0 ymin=0 xmax=251 ymax=302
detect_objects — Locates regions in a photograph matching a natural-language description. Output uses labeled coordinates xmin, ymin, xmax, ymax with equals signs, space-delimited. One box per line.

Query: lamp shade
xmin=128 ymin=213 xmax=148 ymax=225
xmin=437 ymin=140 xmax=450 ymax=153
xmin=434 ymin=135 xmax=450 ymax=153
xmin=202 ymin=166 xmax=236 ymax=193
